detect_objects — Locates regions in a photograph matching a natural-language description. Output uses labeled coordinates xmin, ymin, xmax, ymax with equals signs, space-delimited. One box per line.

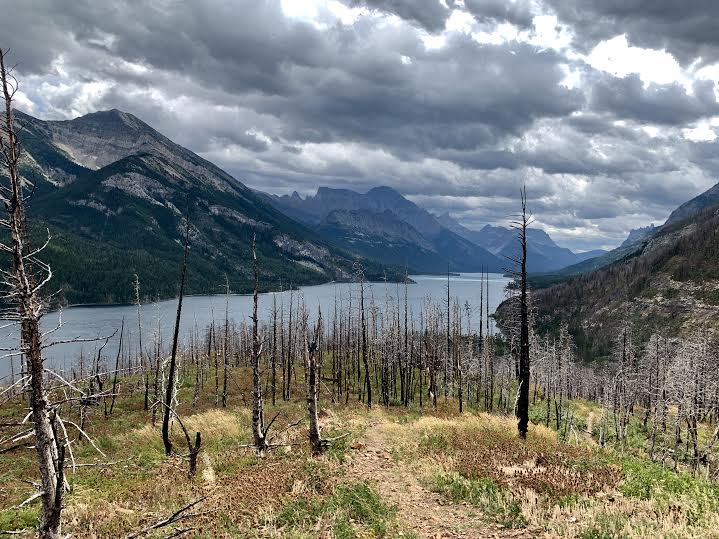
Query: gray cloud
xmin=346 ymin=0 xmax=453 ymax=32
xmin=464 ymin=0 xmax=534 ymax=28
xmin=590 ymin=75 xmax=719 ymax=125
xmin=545 ymin=0 xmax=719 ymax=64
xmin=2 ymin=0 xmax=718 ymax=251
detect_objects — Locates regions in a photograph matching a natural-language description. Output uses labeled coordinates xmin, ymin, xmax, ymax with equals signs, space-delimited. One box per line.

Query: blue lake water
xmin=0 ymin=273 xmax=511 ymax=379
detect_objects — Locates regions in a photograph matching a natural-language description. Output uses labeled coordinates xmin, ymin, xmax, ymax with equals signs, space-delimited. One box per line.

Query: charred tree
xmin=511 ymin=187 xmax=532 ymax=439
xmin=162 ymin=210 xmax=191 ymax=456
xmin=305 ymin=308 xmax=325 ymax=454
xmin=250 ymin=234 xmax=268 ymax=455
xmin=358 ymin=267 xmax=371 ymax=407
xmin=1 ymin=48 xmax=65 ymax=539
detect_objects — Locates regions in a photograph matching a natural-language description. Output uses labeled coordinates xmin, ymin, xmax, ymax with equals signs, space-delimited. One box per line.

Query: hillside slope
xmin=522 ymin=204 xmax=719 ymax=361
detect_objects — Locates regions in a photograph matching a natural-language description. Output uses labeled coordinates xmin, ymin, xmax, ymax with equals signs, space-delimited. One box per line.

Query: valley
xmin=3 ymin=3 xmax=719 ymax=537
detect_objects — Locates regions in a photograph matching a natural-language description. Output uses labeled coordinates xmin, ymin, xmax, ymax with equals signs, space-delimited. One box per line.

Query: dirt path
xmin=346 ymin=421 xmax=537 ymax=539
xmin=586 ymin=411 xmax=595 ymax=435
xmin=202 ymin=452 xmax=216 ymax=484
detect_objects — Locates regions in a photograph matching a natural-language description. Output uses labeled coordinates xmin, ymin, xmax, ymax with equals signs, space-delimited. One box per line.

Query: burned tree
xmin=0 ymin=48 xmax=64 ymax=539
xmin=510 ymin=187 xmax=532 ymax=439
xmin=161 ymin=210 xmax=191 ymax=456
xmin=357 ymin=265 xmax=371 ymax=408
xmin=304 ymin=307 xmax=325 ymax=454
xmin=250 ymin=233 xmax=268 ymax=455
xmin=221 ymin=276 xmax=230 ymax=407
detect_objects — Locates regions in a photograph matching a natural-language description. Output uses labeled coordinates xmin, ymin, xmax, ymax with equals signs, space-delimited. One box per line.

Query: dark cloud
xmin=545 ymin=0 xmax=719 ymax=64
xmin=590 ymin=75 xmax=719 ymax=125
xmin=258 ymin=36 xmax=583 ymax=158
xmin=345 ymin=0 xmax=452 ymax=32
xmin=464 ymin=0 xmax=534 ymax=28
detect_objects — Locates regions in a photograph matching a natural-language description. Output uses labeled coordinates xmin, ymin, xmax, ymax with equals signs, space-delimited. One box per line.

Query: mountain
xmin=665 ymin=183 xmax=719 ymax=225
xmin=559 ymin=182 xmax=719 ymax=280
xmin=269 ymin=186 xmax=446 ymax=239
xmin=263 ymin=187 xmax=503 ymax=273
xmin=620 ymin=225 xmax=658 ymax=248
xmin=577 ymin=249 xmax=608 ymax=260
xmin=316 ymin=209 xmax=444 ymax=270
xmin=436 ymin=213 xmax=604 ymax=272
xmin=9 ymin=109 xmax=400 ymax=304
xmin=552 ymin=225 xmax=658 ymax=278
xmin=512 ymin=184 xmax=719 ymax=362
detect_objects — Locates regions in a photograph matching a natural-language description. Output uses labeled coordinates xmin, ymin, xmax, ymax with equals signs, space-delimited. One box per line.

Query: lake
xmin=0 ymin=273 xmax=511 ymax=378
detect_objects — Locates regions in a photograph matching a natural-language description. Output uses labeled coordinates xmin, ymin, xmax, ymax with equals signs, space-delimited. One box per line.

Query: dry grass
xmin=378 ymin=412 xmax=719 ymax=538
xmin=4 ymin=373 xmax=719 ymax=538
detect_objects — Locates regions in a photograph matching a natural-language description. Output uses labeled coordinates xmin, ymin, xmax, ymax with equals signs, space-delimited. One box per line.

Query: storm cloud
xmin=1 ymin=0 xmax=718 ymax=251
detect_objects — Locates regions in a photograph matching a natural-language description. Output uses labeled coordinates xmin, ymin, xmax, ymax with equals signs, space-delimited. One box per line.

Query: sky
xmin=3 ymin=0 xmax=719 ymax=251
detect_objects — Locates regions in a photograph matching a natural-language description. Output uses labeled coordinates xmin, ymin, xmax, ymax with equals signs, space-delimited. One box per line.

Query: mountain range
xmin=261 ymin=187 xmax=505 ymax=273
xmin=10 ymin=109 xmax=400 ymax=304
xmin=436 ymin=213 xmax=605 ymax=272
xmin=6 ymin=108 xmax=656 ymax=308
xmin=263 ymin=187 xmax=601 ymax=274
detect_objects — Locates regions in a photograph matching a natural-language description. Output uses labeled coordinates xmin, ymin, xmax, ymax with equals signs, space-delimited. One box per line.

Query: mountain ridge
xmin=436 ymin=212 xmax=604 ymax=272
xmin=512 ymin=180 xmax=719 ymax=361
xmin=10 ymin=109 xmax=403 ymax=304
xmin=262 ymin=186 xmax=504 ymax=273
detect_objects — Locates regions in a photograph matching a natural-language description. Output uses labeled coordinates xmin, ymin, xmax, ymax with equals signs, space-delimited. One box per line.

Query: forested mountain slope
xmin=525 ymin=202 xmax=719 ymax=361
xmin=9 ymin=110 xmax=398 ymax=304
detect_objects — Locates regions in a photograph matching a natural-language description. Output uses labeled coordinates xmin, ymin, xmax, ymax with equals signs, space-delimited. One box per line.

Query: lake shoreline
xmin=1 ymin=273 xmax=511 ymax=378
xmin=52 ymin=277 xmax=420 ymax=311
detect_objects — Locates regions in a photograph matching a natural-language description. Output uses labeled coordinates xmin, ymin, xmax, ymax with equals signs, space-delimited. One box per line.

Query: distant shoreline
xmin=41 ymin=273 xmax=520 ymax=312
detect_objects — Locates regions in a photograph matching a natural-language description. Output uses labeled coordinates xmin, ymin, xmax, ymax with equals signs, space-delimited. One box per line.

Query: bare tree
xmin=107 ymin=317 xmax=125 ymax=416
xmin=162 ymin=210 xmax=191 ymax=456
xmin=250 ymin=233 xmax=268 ymax=455
xmin=304 ymin=307 xmax=325 ymax=454
xmin=221 ymin=276 xmax=230 ymax=407
xmin=510 ymin=186 xmax=531 ymax=439
xmin=0 ymin=48 xmax=64 ymax=538
xmin=358 ymin=266 xmax=371 ymax=407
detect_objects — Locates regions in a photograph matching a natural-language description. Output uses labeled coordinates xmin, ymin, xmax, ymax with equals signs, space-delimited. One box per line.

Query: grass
xmin=4 ymin=366 xmax=719 ymax=538
xmin=429 ymin=472 xmax=527 ymax=528
xmin=0 ymin=368 xmax=364 ymax=537
xmin=378 ymin=410 xmax=719 ymax=538
xmin=271 ymin=482 xmax=399 ymax=538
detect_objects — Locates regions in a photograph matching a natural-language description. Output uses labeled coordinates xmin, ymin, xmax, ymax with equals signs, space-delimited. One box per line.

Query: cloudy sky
xmin=4 ymin=0 xmax=719 ymax=250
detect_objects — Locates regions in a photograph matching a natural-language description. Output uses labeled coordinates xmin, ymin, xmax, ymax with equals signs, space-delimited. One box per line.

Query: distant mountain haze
xmin=262 ymin=186 xmax=504 ymax=273
xmin=436 ymin=213 xmax=605 ymax=273
xmin=265 ymin=186 xmax=613 ymax=274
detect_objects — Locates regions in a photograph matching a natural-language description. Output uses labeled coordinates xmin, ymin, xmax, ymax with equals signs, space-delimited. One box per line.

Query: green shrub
xmin=430 ymin=472 xmax=527 ymax=529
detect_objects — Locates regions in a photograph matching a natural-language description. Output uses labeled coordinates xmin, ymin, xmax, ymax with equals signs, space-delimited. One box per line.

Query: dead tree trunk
xmin=359 ymin=271 xmax=371 ymax=407
xmin=108 ymin=317 xmax=125 ymax=415
xmin=513 ymin=187 xmax=531 ymax=439
xmin=305 ymin=308 xmax=324 ymax=454
xmin=250 ymin=234 xmax=268 ymax=455
xmin=221 ymin=278 xmax=230 ymax=407
xmin=162 ymin=210 xmax=191 ymax=456
xmin=1 ymin=48 xmax=64 ymax=539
